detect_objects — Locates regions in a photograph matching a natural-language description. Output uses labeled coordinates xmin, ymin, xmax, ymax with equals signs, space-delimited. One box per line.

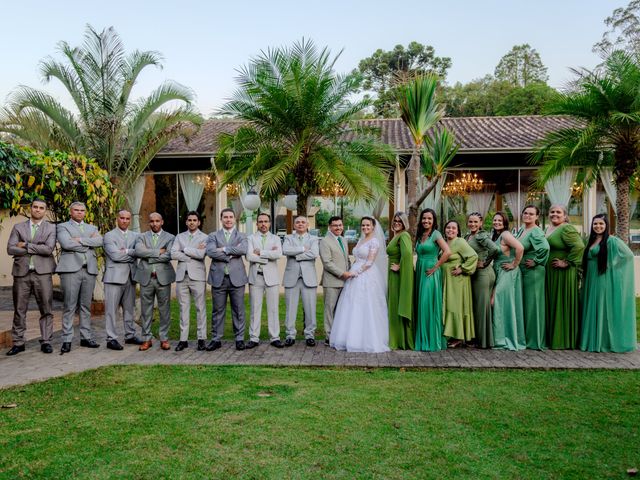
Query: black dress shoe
xmin=175 ymin=341 xmax=188 ymax=351
xmin=245 ymin=340 xmax=259 ymax=349
xmin=6 ymin=345 xmax=25 ymax=356
xmin=106 ymin=340 xmax=124 ymax=351
xmin=306 ymin=338 xmax=316 ymax=347
xmin=60 ymin=342 xmax=71 ymax=353
xmin=124 ymin=337 xmax=144 ymax=345
xmin=284 ymin=338 xmax=295 ymax=347
xmin=197 ymin=340 xmax=207 ymax=351
xmin=206 ymin=340 xmax=222 ymax=351
xmin=41 ymin=343 xmax=53 ymax=354
xmin=235 ymin=340 xmax=246 ymax=351
xmin=80 ymin=339 xmax=100 ymax=348
xmin=324 ymin=338 xmax=330 ymax=346
xmin=270 ymin=339 xmax=284 ymax=348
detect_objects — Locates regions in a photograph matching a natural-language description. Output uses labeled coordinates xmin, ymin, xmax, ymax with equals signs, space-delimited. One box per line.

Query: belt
xmin=257 ymin=271 xmax=264 ymax=275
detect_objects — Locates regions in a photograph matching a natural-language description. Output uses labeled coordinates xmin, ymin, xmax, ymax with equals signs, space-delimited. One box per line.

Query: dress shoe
xmin=6 ymin=345 xmax=25 ymax=356
xmin=160 ymin=340 xmax=171 ymax=351
xmin=235 ymin=340 xmax=246 ymax=351
xmin=284 ymin=338 xmax=295 ymax=347
xmin=270 ymin=339 xmax=284 ymax=348
xmin=197 ymin=340 xmax=207 ymax=351
xmin=106 ymin=339 xmax=124 ymax=351
xmin=245 ymin=340 xmax=259 ymax=349
xmin=60 ymin=342 xmax=71 ymax=353
xmin=175 ymin=341 xmax=188 ymax=351
xmin=206 ymin=340 xmax=222 ymax=351
xmin=324 ymin=338 xmax=330 ymax=346
xmin=124 ymin=337 xmax=144 ymax=345
xmin=306 ymin=338 xmax=316 ymax=347
xmin=139 ymin=340 xmax=153 ymax=351
xmin=41 ymin=343 xmax=53 ymax=354
xmin=80 ymin=339 xmax=99 ymax=348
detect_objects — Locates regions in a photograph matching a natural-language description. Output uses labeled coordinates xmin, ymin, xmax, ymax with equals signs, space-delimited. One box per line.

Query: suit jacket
xmin=55 ymin=221 xmax=103 ymax=275
xmin=171 ymin=229 xmax=208 ymax=282
xmin=103 ymin=228 xmax=139 ymax=284
xmin=246 ymin=231 xmax=282 ymax=287
xmin=7 ymin=220 xmax=57 ymax=277
xmin=282 ymin=232 xmax=319 ymax=288
xmin=319 ymin=232 xmax=350 ymax=288
xmin=206 ymin=228 xmax=248 ymax=288
xmin=133 ymin=230 xmax=176 ymax=286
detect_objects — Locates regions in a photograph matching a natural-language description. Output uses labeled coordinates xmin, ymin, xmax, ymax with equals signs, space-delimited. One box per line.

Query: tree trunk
xmin=296 ymin=195 xmax=308 ymax=218
xmin=615 ymin=176 xmax=630 ymax=243
xmin=406 ymin=149 xmax=420 ymax=235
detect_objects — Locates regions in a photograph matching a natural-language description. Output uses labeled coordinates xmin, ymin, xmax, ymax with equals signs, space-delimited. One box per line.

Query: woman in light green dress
xmin=580 ymin=214 xmax=637 ymax=352
xmin=387 ymin=212 xmax=414 ymax=350
xmin=491 ymin=212 xmax=525 ymax=350
xmin=465 ymin=212 xmax=500 ymax=349
xmin=442 ymin=220 xmax=478 ymax=347
xmin=516 ymin=205 xmax=550 ymax=350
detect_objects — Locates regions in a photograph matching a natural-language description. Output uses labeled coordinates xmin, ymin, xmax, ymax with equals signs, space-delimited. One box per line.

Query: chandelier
xmin=442 ymin=172 xmax=484 ymax=196
xmin=318 ymin=173 xmax=347 ymax=197
xmin=194 ymin=174 xmax=217 ymax=193
xmin=571 ymin=182 xmax=583 ymax=198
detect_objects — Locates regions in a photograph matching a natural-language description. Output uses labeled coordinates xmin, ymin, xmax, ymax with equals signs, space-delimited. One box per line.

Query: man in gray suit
xmin=283 ymin=216 xmax=319 ymax=347
xmin=6 ymin=199 xmax=57 ymax=355
xmin=134 ymin=212 xmax=176 ymax=351
xmin=103 ymin=209 xmax=143 ymax=350
xmin=56 ymin=201 xmax=103 ymax=353
xmin=246 ymin=212 xmax=284 ymax=349
xmin=206 ymin=208 xmax=248 ymax=351
xmin=319 ymin=216 xmax=352 ymax=345
xmin=171 ymin=211 xmax=208 ymax=352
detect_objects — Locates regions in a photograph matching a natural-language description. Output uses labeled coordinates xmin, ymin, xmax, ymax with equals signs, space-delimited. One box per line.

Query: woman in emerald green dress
xmin=387 ymin=212 xmax=415 ymax=350
xmin=580 ymin=214 xmax=637 ymax=352
xmin=442 ymin=220 xmax=478 ymax=348
xmin=465 ymin=212 xmax=500 ymax=348
xmin=516 ymin=205 xmax=550 ymax=350
xmin=414 ymin=208 xmax=450 ymax=351
xmin=491 ymin=212 xmax=525 ymax=350
xmin=545 ymin=205 xmax=584 ymax=349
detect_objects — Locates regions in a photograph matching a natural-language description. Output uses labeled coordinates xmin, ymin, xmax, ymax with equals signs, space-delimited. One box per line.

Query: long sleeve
xmin=476 ymin=230 xmax=500 ymax=262
xmin=246 ymin=236 xmax=267 ymax=265
xmin=206 ymin=233 xmax=229 ymax=262
xmin=319 ymin=237 xmax=346 ymax=277
xmin=458 ymin=238 xmax=478 ymax=275
xmin=296 ymin=237 xmax=319 ymax=261
xmin=170 ymin=236 xmax=190 ymax=262
xmin=104 ymin=233 xmax=134 ymax=263
xmin=529 ymin=227 xmax=550 ymax=266
xmin=283 ymin=235 xmax=304 ymax=256
xmin=562 ymin=224 xmax=584 ymax=267
xmin=57 ymin=224 xmax=88 ymax=252
xmin=7 ymin=225 xmax=27 ymax=256
xmin=80 ymin=229 xmax=103 ymax=247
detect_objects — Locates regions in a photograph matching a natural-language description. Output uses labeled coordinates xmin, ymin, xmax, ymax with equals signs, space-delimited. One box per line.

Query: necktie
xmin=337 ymin=236 xmax=345 ymax=254
xmin=261 ymin=234 xmax=266 ymax=249
xmin=189 ymin=233 xmax=194 ymax=242
xmin=224 ymin=231 xmax=231 ymax=242
xmin=151 ymin=233 xmax=158 ymax=273
xmin=29 ymin=224 xmax=38 ymax=269
xmin=78 ymin=223 xmax=85 ymax=233
xmin=78 ymin=223 xmax=87 ymax=265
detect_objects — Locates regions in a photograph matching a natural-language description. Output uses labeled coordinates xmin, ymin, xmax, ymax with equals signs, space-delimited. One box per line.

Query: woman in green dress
xmin=491 ymin=212 xmax=525 ymax=350
xmin=387 ymin=212 xmax=415 ymax=350
xmin=414 ymin=208 xmax=451 ymax=351
xmin=580 ymin=214 xmax=637 ymax=352
xmin=516 ymin=205 xmax=550 ymax=350
xmin=545 ymin=205 xmax=584 ymax=349
xmin=442 ymin=220 xmax=478 ymax=348
xmin=465 ymin=212 xmax=500 ymax=349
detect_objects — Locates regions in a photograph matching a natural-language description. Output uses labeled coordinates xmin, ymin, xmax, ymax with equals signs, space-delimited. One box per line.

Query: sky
xmin=0 ymin=0 xmax=626 ymax=117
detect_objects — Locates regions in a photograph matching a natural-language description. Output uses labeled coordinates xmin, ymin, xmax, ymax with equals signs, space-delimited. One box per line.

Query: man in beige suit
xmin=246 ymin=212 xmax=284 ymax=349
xmin=319 ymin=216 xmax=352 ymax=345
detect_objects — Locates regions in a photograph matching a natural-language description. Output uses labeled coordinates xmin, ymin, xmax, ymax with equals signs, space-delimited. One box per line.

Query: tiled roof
xmin=159 ymin=115 xmax=578 ymax=156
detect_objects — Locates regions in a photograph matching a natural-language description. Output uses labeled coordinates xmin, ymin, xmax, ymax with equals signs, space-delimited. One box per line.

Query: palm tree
xmin=0 ymin=25 xmax=202 ymax=193
xmin=534 ymin=50 xmax=640 ymax=241
xmin=216 ymin=40 xmax=396 ymax=216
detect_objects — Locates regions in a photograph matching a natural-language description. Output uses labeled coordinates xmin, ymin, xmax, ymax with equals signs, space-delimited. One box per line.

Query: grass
xmin=0 ymin=366 xmax=639 ymax=479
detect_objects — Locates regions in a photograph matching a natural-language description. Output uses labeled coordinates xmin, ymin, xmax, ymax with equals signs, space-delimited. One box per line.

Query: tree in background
xmin=357 ymin=42 xmax=451 ymax=117
xmin=494 ymin=44 xmax=548 ymax=87
xmin=594 ymin=0 xmax=640 ymax=55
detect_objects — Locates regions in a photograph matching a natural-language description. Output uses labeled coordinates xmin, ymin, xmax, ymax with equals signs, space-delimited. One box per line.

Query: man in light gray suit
xmin=246 ymin=212 xmax=284 ymax=349
xmin=206 ymin=208 xmax=248 ymax=351
xmin=283 ymin=216 xmax=319 ymax=347
xmin=103 ymin=209 xmax=143 ymax=351
xmin=319 ymin=215 xmax=352 ymax=345
xmin=6 ymin=199 xmax=57 ymax=355
xmin=134 ymin=212 xmax=175 ymax=351
xmin=56 ymin=201 xmax=103 ymax=353
xmin=171 ymin=211 xmax=208 ymax=352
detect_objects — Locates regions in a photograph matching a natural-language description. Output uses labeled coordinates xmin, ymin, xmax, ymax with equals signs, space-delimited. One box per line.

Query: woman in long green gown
xmin=491 ymin=212 xmax=526 ymax=350
xmin=516 ymin=205 xmax=550 ymax=350
xmin=387 ymin=212 xmax=415 ymax=350
xmin=414 ymin=208 xmax=451 ymax=351
xmin=465 ymin=212 xmax=500 ymax=349
xmin=442 ymin=220 xmax=478 ymax=347
xmin=580 ymin=214 xmax=637 ymax=352
xmin=545 ymin=205 xmax=584 ymax=349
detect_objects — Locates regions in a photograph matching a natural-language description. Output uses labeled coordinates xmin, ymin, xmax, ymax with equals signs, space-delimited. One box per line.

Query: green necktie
xmin=29 ymin=224 xmax=38 ymax=269
xmin=337 ymin=236 xmax=345 ymax=253
xmin=78 ymin=223 xmax=85 ymax=233
xmin=189 ymin=233 xmax=194 ymax=242
xmin=78 ymin=223 xmax=87 ymax=265
xmin=152 ymin=233 xmax=159 ymax=247
xmin=224 ymin=231 xmax=231 ymax=242
xmin=261 ymin=234 xmax=266 ymax=249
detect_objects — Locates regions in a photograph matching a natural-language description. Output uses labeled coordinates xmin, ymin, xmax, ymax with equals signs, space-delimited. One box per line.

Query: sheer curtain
xmin=125 ymin=176 xmax=147 ymax=232
xmin=466 ymin=192 xmax=493 ymax=218
xmin=179 ymin=173 xmax=205 ymax=212
xmin=422 ymin=176 xmax=445 ymax=211
xmin=545 ymin=169 xmax=576 ymax=208
xmin=503 ymin=191 xmax=527 ymax=218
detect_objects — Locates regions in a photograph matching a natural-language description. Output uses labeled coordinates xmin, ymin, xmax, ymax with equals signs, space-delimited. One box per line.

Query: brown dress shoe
xmin=139 ymin=340 xmax=153 ymax=351
xmin=160 ymin=340 xmax=170 ymax=350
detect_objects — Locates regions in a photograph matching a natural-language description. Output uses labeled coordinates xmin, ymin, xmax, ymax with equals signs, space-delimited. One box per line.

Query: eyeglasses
xmin=392 ymin=220 xmax=403 ymax=224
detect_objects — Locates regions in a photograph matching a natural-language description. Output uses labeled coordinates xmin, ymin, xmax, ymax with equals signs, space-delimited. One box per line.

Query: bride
xmin=330 ymin=216 xmax=390 ymax=353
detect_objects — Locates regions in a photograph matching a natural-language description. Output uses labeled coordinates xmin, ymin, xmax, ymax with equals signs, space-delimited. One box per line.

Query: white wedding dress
xmin=330 ymin=236 xmax=390 ymax=353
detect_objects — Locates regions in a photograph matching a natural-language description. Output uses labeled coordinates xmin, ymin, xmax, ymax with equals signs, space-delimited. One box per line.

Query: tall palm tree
xmin=534 ymin=50 xmax=640 ymax=241
xmin=0 ymin=25 xmax=202 ymax=193
xmin=216 ymin=40 xmax=396 ymax=216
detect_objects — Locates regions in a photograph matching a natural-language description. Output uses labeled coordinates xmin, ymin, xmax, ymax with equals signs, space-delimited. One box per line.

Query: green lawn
xmin=1 ymin=366 xmax=639 ymax=479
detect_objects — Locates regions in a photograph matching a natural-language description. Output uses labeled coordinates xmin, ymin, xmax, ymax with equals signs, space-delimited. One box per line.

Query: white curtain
xmin=631 ymin=190 xmax=639 ymax=219
xmin=600 ymin=168 xmax=617 ymax=213
xmin=544 ymin=169 xmax=576 ymax=208
xmin=503 ymin=191 xmax=527 ymax=218
xmin=422 ymin=176 xmax=445 ymax=211
xmin=125 ymin=176 xmax=147 ymax=232
xmin=179 ymin=173 xmax=205 ymax=212
xmin=597 ymin=191 xmax=607 ymax=214
xmin=466 ymin=192 xmax=493 ymax=218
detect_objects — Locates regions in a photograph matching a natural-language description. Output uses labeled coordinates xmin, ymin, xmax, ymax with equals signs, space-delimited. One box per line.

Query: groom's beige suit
xmin=319 ymin=232 xmax=350 ymax=337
